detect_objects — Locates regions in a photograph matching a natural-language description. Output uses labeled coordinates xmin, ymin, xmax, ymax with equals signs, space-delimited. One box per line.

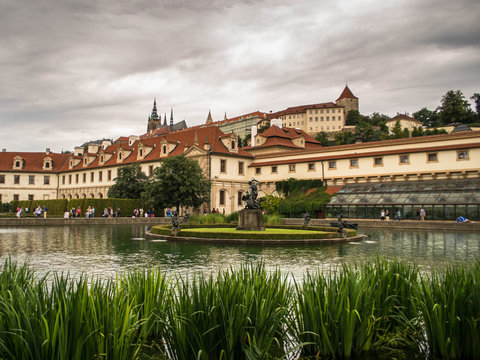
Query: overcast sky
xmin=1 ymin=0 xmax=479 ymax=152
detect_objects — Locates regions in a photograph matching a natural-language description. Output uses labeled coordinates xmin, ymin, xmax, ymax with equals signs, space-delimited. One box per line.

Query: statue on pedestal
xmin=242 ymin=178 xmax=260 ymax=209
xmin=171 ymin=211 xmax=180 ymax=236
xmin=303 ymin=212 xmax=311 ymax=226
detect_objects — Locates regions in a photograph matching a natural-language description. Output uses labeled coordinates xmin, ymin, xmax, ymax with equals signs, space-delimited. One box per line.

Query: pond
xmin=0 ymin=224 xmax=479 ymax=279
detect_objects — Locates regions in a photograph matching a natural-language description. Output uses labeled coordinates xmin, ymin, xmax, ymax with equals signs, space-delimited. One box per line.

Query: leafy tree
xmin=107 ymin=164 xmax=147 ymax=199
xmin=345 ymin=110 xmax=362 ymax=125
xmin=439 ymin=90 xmax=471 ymax=124
xmin=391 ymin=120 xmax=403 ymax=138
xmin=334 ymin=130 xmax=356 ymax=145
xmin=411 ymin=126 xmax=424 ymax=137
xmin=414 ymin=107 xmax=441 ymax=127
xmin=259 ymin=194 xmax=283 ymax=214
xmin=471 ymin=93 xmax=480 ymax=116
xmin=314 ymin=131 xmax=333 ymax=146
xmin=142 ymin=155 xmax=210 ymax=212
xmin=355 ymin=121 xmax=378 ymax=142
xmin=368 ymin=112 xmax=391 ymax=127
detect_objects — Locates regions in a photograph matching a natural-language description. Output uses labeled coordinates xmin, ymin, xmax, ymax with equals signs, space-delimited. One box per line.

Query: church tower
xmin=206 ymin=110 xmax=213 ymax=124
xmin=147 ymin=99 xmax=161 ymax=132
xmin=335 ymin=85 xmax=359 ymax=117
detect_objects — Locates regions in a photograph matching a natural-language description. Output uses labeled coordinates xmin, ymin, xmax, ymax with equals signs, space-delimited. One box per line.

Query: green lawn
xmin=181 ymin=227 xmax=327 ymax=235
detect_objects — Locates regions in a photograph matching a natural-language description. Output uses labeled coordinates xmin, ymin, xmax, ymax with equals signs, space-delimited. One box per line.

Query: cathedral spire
xmin=150 ymin=98 xmax=159 ymax=120
xmin=163 ymin=113 xmax=167 ymax=126
xmin=170 ymin=108 xmax=174 ymax=130
xmin=224 ymin=112 xmax=227 ymax=121
xmin=206 ymin=110 xmax=213 ymax=124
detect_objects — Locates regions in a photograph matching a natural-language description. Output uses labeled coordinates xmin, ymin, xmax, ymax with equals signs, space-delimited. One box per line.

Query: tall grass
xmin=1 ymin=257 xmax=479 ymax=359
xmin=419 ymin=261 xmax=480 ymax=359
xmin=262 ymin=214 xmax=284 ymax=225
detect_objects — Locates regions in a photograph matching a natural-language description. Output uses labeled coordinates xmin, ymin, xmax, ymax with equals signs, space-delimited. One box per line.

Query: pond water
xmin=0 ymin=224 xmax=479 ymax=280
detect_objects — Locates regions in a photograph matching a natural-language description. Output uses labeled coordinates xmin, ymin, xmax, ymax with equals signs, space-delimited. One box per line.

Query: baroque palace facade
xmin=1 ymin=118 xmax=479 ymax=215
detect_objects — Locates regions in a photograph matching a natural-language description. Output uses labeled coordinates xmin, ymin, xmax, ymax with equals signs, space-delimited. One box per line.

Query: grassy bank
xmin=0 ymin=258 xmax=479 ymax=359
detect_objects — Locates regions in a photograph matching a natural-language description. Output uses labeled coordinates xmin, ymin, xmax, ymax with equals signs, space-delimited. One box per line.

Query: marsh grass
xmin=1 ymin=257 xmax=479 ymax=359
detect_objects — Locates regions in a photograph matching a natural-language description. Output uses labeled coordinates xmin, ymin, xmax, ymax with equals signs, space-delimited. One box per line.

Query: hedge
xmin=10 ymin=199 xmax=68 ymax=217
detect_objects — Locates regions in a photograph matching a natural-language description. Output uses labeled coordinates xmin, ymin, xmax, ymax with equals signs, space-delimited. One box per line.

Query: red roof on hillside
xmin=0 ymin=152 xmax=69 ymax=172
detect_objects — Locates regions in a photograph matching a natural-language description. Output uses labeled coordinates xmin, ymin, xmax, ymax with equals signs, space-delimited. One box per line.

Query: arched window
xmin=15 ymin=161 xmax=20 ymax=167
xmin=98 ymin=193 xmax=103 ymax=198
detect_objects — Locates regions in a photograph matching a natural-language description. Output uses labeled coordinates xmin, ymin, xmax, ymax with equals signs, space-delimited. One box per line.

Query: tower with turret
xmin=147 ymin=99 xmax=161 ymax=132
xmin=335 ymin=85 xmax=359 ymax=117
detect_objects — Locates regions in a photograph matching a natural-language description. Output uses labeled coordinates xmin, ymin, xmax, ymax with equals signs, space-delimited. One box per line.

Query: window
xmin=15 ymin=161 xmax=20 ymax=167
xmin=44 ymin=176 xmax=50 ymax=185
xmin=255 ymin=167 xmax=261 ymax=175
xmin=69 ymin=175 xmax=72 ymax=184
xmin=100 ymin=155 xmax=104 ymax=163
xmin=99 ymin=171 xmax=103 ymax=181
xmin=0 ymin=175 xmax=4 ymax=184
xmin=457 ymin=150 xmax=469 ymax=160
xmin=309 ymin=117 xmax=313 ymax=121
xmin=90 ymin=172 xmax=94 ymax=182
xmin=0 ymin=194 xmax=2 ymax=202
xmin=238 ymin=162 xmax=244 ymax=175
xmin=220 ymin=159 xmax=226 ymax=173
xmin=139 ymin=149 xmax=143 ymax=157
xmin=29 ymin=175 xmax=35 ymax=185
xmin=238 ymin=191 xmax=243 ymax=206
xmin=350 ymin=159 xmax=359 ymax=168
xmin=108 ymin=170 xmax=112 ymax=181
xmin=332 ymin=116 xmax=335 ymax=120
xmin=289 ymin=164 xmax=296 ymax=172
xmin=219 ymin=190 xmax=225 ymax=205
xmin=28 ymin=194 xmax=34 ymax=201
xmin=45 ymin=162 xmax=50 ymax=168
xmin=328 ymin=161 xmax=336 ymax=169
xmin=271 ymin=166 xmax=278 ymax=173
xmin=83 ymin=173 xmax=86 ymax=183
xmin=14 ymin=175 xmax=20 ymax=184
xmin=315 ymin=110 xmax=318 ymax=114
xmin=231 ymin=141 xmax=235 ymax=149
xmin=374 ymin=157 xmax=383 ymax=166
xmin=326 ymin=116 xmax=330 ymax=121
xmin=84 ymin=158 xmax=87 ymax=165
xmin=14 ymin=194 xmax=19 ymax=201
xmin=76 ymin=174 xmax=79 ymax=183
xmin=149 ymin=166 xmax=153 ymax=176
xmin=308 ymin=163 xmax=315 ymax=171
xmin=62 ymin=175 xmax=65 ymax=184
xmin=427 ymin=153 xmax=438 ymax=162
xmin=399 ymin=155 xmax=409 ymax=164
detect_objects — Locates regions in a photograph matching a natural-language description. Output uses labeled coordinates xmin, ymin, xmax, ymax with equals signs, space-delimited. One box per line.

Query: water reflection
xmin=0 ymin=225 xmax=478 ymax=280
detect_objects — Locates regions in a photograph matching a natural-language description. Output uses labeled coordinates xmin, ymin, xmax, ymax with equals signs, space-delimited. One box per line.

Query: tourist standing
xmin=43 ymin=205 xmax=47 ymax=218
xmin=385 ymin=209 xmax=390 ymax=221
xmin=420 ymin=207 xmax=426 ymax=221
xmin=380 ymin=209 xmax=385 ymax=220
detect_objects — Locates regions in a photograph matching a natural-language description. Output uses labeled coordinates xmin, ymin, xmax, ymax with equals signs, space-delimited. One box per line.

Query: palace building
xmin=1 ymin=98 xmax=479 ymax=219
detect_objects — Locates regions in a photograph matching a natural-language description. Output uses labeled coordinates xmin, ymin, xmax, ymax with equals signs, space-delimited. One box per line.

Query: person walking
xmin=380 ymin=209 xmax=386 ymax=221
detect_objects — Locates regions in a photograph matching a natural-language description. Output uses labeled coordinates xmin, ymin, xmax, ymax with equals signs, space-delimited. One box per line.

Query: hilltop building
xmin=269 ymin=85 xmax=359 ymax=135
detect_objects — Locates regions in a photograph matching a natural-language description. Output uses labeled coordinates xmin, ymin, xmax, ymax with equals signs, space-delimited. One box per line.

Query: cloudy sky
xmin=1 ymin=0 xmax=479 ymax=152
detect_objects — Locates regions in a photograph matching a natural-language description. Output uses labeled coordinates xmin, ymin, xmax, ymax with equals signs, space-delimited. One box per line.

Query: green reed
xmin=418 ymin=261 xmax=480 ymax=359
xmin=162 ymin=263 xmax=290 ymax=360
xmin=1 ymin=257 xmax=480 ymax=359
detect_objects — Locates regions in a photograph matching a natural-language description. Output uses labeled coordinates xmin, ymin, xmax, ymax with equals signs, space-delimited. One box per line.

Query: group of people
xmin=203 ymin=208 xmax=225 ymax=215
xmin=380 ymin=208 xmax=402 ymax=221
xmin=16 ymin=206 xmax=47 ymax=218
xmin=133 ymin=208 xmax=155 ymax=217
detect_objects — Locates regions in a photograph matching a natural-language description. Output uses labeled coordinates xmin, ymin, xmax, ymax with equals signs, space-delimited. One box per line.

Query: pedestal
xmin=237 ymin=208 xmax=265 ymax=231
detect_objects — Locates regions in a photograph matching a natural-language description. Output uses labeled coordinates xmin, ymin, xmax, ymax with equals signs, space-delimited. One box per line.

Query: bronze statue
xmin=242 ymin=178 xmax=260 ymax=209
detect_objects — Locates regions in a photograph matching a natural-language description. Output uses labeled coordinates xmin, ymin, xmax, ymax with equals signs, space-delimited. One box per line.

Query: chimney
xmin=251 ymin=125 xmax=258 ymax=147
xmin=74 ymin=146 xmax=84 ymax=156
xmin=45 ymin=148 xmax=50 ymax=155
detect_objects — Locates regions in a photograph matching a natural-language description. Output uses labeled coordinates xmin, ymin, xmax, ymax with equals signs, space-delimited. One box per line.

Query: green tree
xmin=439 ymin=90 xmax=471 ymax=124
xmin=345 ymin=110 xmax=362 ymax=125
xmin=334 ymin=130 xmax=356 ymax=145
xmin=413 ymin=107 xmax=441 ymax=127
xmin=107 ymin=164 xmax=147 ymax=199
xmin=259 ymin=194 xmax=283 ymax=214
xmin=471 ymin=93 xmax=480 ymax=116
xmin=391 ymin=120 xmax=403 ymax=139
xmin=314 ymin=131 xmax=333 ymax=146
xmin=411 ymin=126 xmax=424 ymax=137
xmin=142 ymin=155 xmax=210 ymax=212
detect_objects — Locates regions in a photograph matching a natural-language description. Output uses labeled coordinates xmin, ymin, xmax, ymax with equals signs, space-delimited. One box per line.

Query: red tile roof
xmin=268 ymin=102 xmax=341 ymax=119
xmin=0 ymin=152 xmax=69 ymax=172
xmin=336 ymin=85 xmax=358 ymax=100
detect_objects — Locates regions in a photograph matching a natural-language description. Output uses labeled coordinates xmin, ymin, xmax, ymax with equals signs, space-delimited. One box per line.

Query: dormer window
xmin=70 ymin=160 xmax=73 ymax=167
xmin=139 ymin=149 xmax=143 ymax=157
xmin=84 ymin=158 xmax=87 ymax=165
xmin=163 ymin=145 xmax=167 ymax=154
xmin=45 ymin=162 xmax=50 ymax=168
xmin=119 ymin=152 xmax=122 ymax=160
xmin=100 ymin=155 xmax=104 ymax=163
xmin=13 ymin=157 xmax=24 ymax=169
xmin=231 ymin=141 xmax=236 ymax=149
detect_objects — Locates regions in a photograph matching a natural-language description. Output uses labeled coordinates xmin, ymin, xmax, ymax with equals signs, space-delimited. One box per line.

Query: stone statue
xmin=242 ymin=179 xmax=260 ymax=209
xmin=337 ymin=213 xmax=348 ymax=238
xmin=303 ymin=212 xmax=311 ymax=226
xmin=171 ymin=211 xmax=180 ymax=236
